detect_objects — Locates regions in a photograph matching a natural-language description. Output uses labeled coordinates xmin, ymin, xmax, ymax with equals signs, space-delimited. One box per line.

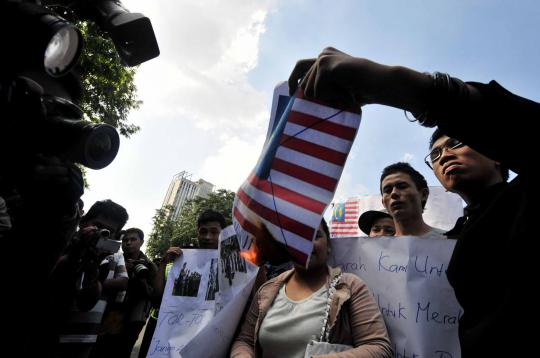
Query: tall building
xmin=162 ymin=171 xmax=214 ymax=220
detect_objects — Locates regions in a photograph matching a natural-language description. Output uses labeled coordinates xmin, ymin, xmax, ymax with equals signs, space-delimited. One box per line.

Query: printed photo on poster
xmin=172 ymin=262 xmax=202 ymax=297
xmin=220 ymin=234 xmax=247 ymax=287
xmin=205 ymin=258 xmax=219 ymax=301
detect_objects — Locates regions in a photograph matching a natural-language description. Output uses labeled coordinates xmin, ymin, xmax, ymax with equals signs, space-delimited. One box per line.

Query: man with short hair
xmin=79 ymin=199 xmax=129 ymax=238
xmin=380 ymin=162 xmax=444 ymax=238
xmin=426 ymin=130 xmax=509 ymax=203
xmin=197 ymin=209 xmax=226 ymax=249
xmin=425 ymin=128 xmax=513 ymax=353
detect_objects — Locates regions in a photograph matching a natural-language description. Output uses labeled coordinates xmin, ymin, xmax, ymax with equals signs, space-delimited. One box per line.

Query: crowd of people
xmin=1 ymin=45 xmax=535 ymax=357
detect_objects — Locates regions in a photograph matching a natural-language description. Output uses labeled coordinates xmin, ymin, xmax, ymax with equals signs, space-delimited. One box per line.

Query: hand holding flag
xmin=233 ymin=82 xmax=362 ymax=267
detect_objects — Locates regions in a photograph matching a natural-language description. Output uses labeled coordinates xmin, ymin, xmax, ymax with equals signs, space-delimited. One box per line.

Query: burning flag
xmin=233 ymin=82 xmax=361 ymax=267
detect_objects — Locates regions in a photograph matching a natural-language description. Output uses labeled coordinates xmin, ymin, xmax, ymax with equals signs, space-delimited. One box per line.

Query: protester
xmin=231 ymin=219 xmax=393 ymax=357
xmin=380 ymin=162 xmax=444 ymax=238
xmin=358 ymin=209 xmax=395 ymax=237
xmin=288 ymin=47 xmax=534 ymax=356
xmin=197 ymin=209 xmax=226 ymax=249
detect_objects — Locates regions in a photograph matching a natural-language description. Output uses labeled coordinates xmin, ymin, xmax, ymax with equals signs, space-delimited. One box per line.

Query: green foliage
xmin=146 ymin=205 xmax=178 ymax=260
xmin=77 ymin=21 xmax=142 ymax=137
xmin=145 ymin=189 xmax=235 ymax=260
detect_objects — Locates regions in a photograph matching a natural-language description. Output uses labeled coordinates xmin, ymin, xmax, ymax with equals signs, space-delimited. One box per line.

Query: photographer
xmin=91 ymin=227 xmax=157 ymax=358
xmin=52 ymin=199 xmax=128 ymax=357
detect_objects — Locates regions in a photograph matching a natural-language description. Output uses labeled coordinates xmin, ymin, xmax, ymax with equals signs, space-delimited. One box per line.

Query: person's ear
xmin=420 ymin=188 xmax=429 ymax=208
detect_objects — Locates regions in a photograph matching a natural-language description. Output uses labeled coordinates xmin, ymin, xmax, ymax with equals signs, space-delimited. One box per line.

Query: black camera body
xmin=0 ymin=0 xmax=159 ymax=171
xmin=126 ymin=259 xmax=150 ymax=279
xmin=0 ymin=74 xmax=121 ymax=170
xmin=134 ymin=262 xmax=150 ymax=278
xmin=71 ymin=228 xmax=111 ymax=253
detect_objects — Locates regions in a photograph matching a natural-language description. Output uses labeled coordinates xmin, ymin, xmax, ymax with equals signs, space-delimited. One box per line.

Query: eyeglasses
xmin=424 ymin=137 xmax=465 ymax=169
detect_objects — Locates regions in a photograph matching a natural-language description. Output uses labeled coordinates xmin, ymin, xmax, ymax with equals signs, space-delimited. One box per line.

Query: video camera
xmin=0 ymin=0 xmax=159 ymax=170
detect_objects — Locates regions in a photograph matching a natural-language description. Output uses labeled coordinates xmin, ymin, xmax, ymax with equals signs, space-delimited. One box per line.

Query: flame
xmin=240 ymin=246 xmax=260 ymax=266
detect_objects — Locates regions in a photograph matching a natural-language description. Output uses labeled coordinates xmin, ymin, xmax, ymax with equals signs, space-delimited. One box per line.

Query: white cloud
xmin=332 ymin=172 xmax=370 ymax=203
xmin=126 ymin=0 xmax=272 ymax=133
xmin=199 ymin=134 xmax=266 ymax=192
xmin=402 ymin=152 xmax=414 ymax=162
xmin=80 ymin=0 xmax=276 ymax=237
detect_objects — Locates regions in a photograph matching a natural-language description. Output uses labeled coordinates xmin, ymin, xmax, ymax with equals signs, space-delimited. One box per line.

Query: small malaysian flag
xmin=330 ymin=198 xmax=362 ymax=238
xmin=233 ymin=82 xmax=361 ymax=267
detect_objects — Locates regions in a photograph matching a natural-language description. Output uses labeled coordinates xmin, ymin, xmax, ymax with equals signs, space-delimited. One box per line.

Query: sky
xmin=82 ymin=0 xmax=540 ymax=239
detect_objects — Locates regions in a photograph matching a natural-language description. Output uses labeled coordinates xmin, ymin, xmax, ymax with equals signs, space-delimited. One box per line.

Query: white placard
xmin=330 ymin=236 xmax=462 ymax=358
xmin=148 ymin=249 xmax=217 ymax=356
xmin=148 ymin=226 xmax=258 ymax=357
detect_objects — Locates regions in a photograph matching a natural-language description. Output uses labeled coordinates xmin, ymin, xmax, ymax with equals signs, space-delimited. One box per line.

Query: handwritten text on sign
xmin=330 ymin=236 xmax=462 ymax=358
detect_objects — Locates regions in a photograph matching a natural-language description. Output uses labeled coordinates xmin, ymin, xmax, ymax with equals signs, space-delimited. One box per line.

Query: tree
xmin=145 ymin=189 xmax=235 ymax=260
xmin=77 ymin=21 xmax=142 ymax=137
xmin=145 ymin=205 xmax=178 ymax=260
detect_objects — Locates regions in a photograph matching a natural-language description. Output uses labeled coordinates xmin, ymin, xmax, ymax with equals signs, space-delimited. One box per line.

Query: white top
xmin=259 ymin=284 xmax=328 ymax=358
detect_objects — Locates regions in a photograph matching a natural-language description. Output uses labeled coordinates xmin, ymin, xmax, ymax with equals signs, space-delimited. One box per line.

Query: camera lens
xmin=89 ymin=131 xmax=112 ymax=159
xmin=134 ymin=263 xmax=149 ymax=277
xmin=98 ymin=229 xmax=111 ymax=238
xmin=82 ymin=124 xmax=120 ymax=169
xmin=44 ymin=23 xmax=82 ymax=77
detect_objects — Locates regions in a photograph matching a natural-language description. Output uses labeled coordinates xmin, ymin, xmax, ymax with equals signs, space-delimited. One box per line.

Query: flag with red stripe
xmin=330 ymin=198 xmax=363 ymax=238
xmin=233 ymin=82 xmax=361 ymax=267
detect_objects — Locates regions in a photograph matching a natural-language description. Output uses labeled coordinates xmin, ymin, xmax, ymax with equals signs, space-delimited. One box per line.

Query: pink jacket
xmin=231 ymin=266 xmax=393 ymax=358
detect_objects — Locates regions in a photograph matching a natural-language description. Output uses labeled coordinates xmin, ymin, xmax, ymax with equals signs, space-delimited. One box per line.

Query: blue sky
xmin=83 ymin=0 xmax=540 ymax=237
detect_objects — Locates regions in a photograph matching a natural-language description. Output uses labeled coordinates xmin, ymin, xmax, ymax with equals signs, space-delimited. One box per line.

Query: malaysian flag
xmin=233 ymin=82 xmax=361 ymax=267
xmin=330 ymin=198 xmax=362 ymax=238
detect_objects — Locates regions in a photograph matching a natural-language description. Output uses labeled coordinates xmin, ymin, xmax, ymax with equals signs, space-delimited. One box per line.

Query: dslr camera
xmin=94 ymin=228 xmax=122 ymax=253
xmin=131 ymin=259 xmax=150 ymax=277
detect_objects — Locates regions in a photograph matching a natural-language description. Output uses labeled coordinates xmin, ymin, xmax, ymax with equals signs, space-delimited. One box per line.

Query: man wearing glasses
xmin=425 ymin=131 xmax=508 ymax=205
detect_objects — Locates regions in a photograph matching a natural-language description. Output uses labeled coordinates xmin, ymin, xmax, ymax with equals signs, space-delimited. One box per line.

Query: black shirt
xmin=433 ymin=80 xmax=536 ymax=356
